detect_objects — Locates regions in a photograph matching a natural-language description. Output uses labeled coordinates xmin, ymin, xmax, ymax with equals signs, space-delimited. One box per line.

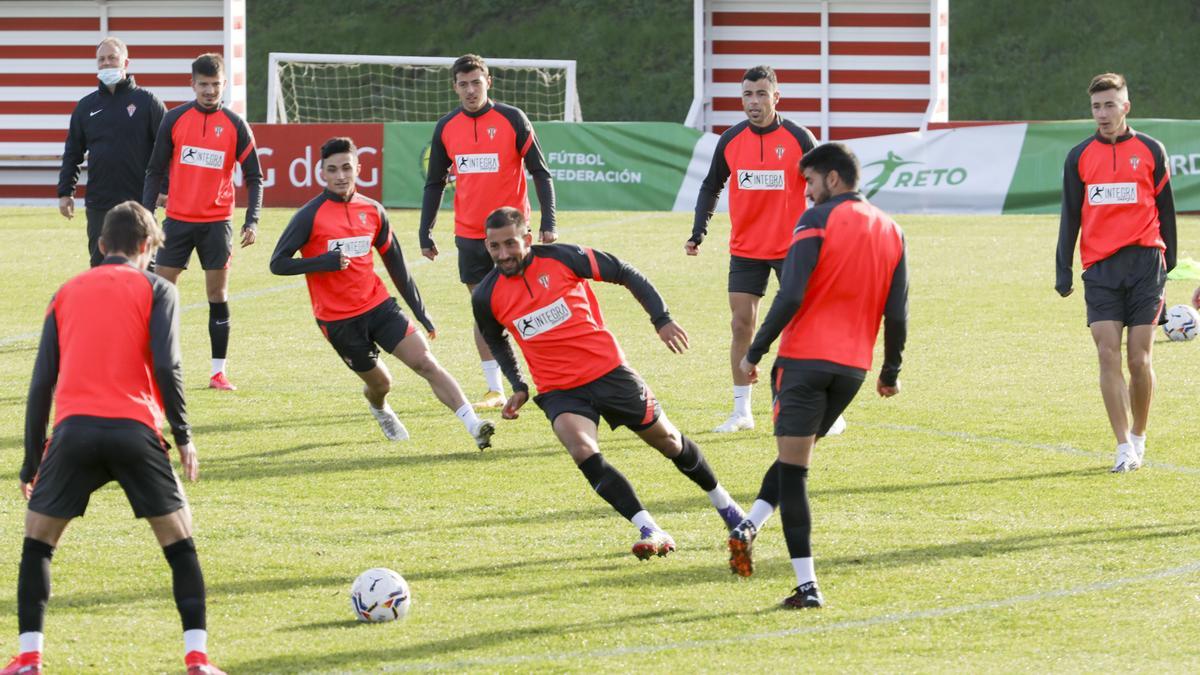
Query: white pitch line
xmin=380 ymin=559 xmax=1200 ymax=671
xmin=866 ymin=422 xmax=1200 ymax=475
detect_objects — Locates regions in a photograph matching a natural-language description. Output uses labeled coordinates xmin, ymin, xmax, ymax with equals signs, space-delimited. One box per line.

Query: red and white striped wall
xmin=686 ymin=0 xmax=949 ymax=140
xmin=0 ymin=0 xmax=246 ymax=203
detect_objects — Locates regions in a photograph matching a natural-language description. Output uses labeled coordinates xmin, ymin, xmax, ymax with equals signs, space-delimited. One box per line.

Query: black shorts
xmin=728 ymin=255 xmax=784 ymax=297
xmin=156 ymin=217 xmax=233 ymax=270
xmin=771 ymin=361 xmax=865 ymax=438
xmin=316 ymin=297 xmax=415 ymax=372
xmin=1081 ymin=246 xmax=1166 ymax=326
xmin=534 ymin=365 xmax=662 ymax=432
xmin=28 ymin=416 xmax=185 ymax=520
xmin=456 ymin=236 xmax=495 ymax=285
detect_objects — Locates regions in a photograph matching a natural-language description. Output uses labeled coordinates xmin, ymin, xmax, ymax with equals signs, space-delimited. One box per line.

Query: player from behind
xmin=686 ymin=66 xmax=847 ymax=438
xmin=473 ymin=207 xmax=745 ymax=559
xmin=1056 ymin=72 xmax=1176 ymax=473
xmin=143 ymin=52 xmax=263 ymax=392
xmin=420 ymin=53 xmax=557 ymax=410
xmin=6 ymin=203 xmax=223 ymax=675
xmin=270 ymin=137 xmax=495 ymax=449
xmin=733 ymin=143 xmax=907 ymax=608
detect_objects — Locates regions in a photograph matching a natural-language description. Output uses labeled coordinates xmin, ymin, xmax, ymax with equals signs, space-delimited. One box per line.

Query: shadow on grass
xmin=235 ymin=607 xmax=693 ymax=672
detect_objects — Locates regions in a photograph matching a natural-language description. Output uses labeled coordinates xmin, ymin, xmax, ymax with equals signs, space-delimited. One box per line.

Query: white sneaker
xmin=370 ymin=405 xmax=409 ymax=441
xmin=713 ymin=414 xmax=754 ymax=433
xmin=1131 ymin=438 xmax=1146 ymax=464
xmin=1111 ymin=443 xmax=1139 ymax=473
xmin=470 ymin=419 xmax=496 ymax=450
xmin=825 ymin=415 xmax=848 ymax=437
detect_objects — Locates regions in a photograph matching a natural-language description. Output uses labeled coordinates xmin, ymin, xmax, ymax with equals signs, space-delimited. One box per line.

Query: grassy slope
xmin=0 ymin=208 xmax=1198 ymax=672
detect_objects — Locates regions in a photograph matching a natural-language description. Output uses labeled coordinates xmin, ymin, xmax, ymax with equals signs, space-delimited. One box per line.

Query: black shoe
xmin=782 ymin=581 xmax=824 ymax=609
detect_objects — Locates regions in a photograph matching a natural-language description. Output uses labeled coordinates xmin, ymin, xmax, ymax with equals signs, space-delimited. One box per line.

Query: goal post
xmin=267 ymin=53 xmax=582 ymax=124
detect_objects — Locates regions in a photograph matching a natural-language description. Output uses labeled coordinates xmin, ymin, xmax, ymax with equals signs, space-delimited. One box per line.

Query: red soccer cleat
xmin=208 ymin=372 xmax=236 ymax=391
xmin=631 ymin=527 xmax=676 ymax=560
xmin=185 ymin=651 xmax=226 ymax=675
xmin=0 ymin=652 xmax=42 ymax=675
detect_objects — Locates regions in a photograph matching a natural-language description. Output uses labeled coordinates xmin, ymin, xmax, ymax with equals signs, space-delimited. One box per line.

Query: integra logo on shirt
xmin=180 ymin=145 xmax=224 ymax=170
xmin=513 ymin=297 xmax=571 ymax=339
xmin=737 ymin=170 xmax=785 ymax=190
xmin=1087 ymin=182 xmax=1137 ymax=206
xmin=456 ymin=153 xmax=500 ymax=174
xmin=327 ymin=236 xmax=372 ymax=258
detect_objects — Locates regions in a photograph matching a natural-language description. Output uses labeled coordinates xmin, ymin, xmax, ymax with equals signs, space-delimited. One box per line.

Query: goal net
xmin=268 ymin=53 xmax=582 ymax=124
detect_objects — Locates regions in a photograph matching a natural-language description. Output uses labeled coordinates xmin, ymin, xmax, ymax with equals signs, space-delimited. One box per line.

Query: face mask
xmin=97 ymin=68 xmax=124 ymax=87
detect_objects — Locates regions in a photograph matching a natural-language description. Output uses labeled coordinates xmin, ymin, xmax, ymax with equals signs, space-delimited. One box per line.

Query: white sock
xmin=455 ymin=402 xmax=482 ymax=431
xmin=631 ymin=510 xmax=660 ymax=533
xmin=791 ymin=557 xmax=817 ymax=586
xmin=18 ymin=632 xmax=43 ymax=654
xmin=747 ymin=499 xmax=775 ymax=529
xmin=211 ymin=358 xmax=226 ymax=376
xmin=481 ymin=360 xmax=504 ymax=393
xmin=370 ymin=401 xmax=393 ymax=414
xmin=706 ymin=484 xmax=732 ymax=511
xmin=183 ymin=629 xmax=207 ymax=655
xmin=1130 ymin=432 xmax=1146 ymax=448
xmin=733 ymin=385 xmax=752 ymax=418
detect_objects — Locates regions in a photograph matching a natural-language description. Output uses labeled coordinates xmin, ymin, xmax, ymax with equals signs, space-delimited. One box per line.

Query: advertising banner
xmin=237 ymin=123 xmax=384 ymax=207
xmin=382 ymin=122 xmax=701 ymax=211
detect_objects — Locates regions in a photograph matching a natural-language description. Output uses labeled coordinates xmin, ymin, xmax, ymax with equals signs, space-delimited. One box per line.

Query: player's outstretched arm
xmin=269 ymin=206 xmax=343 ymax=276
xmin=746 ymin=222 xmax=822 ymax=365
xmin=379 ymin=231 xmax=434 ymax=333
xmin=147 ymin=279 xmax=193 ymax=453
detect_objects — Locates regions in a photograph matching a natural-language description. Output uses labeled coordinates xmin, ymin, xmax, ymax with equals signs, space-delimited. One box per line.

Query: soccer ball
xmin=350 ymin=568 xmax=411 ymax=622
xmin=1162 ymin=304 xmax=1200 ymax=342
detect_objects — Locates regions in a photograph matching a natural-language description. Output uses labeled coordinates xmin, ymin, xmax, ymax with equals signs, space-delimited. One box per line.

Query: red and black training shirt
xmin=1056 ymin=128 xmax=1176 ymax=294
xmin=270 ymin=189 xmax=432 ymax=330
xmin=24 ymin=258 xmax=190 ymax=483
xmin=419 ymin=101 xmax=556 ymax=246
xmin=747 ymin=192 xmax=908 ymax=385
xmin=691 ymin=115 xmax=817 ymax=260
xmin=471 ymin=244 xmax=672 ymax=394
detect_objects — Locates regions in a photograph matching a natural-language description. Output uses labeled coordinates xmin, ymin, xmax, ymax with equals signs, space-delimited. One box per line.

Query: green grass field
xmin=1 ymin=207 xmax=1199 ymax=673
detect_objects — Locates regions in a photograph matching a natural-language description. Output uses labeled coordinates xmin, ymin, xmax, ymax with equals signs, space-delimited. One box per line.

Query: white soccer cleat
xmin=1110 ymin=443 xmax=1139 ymax=473
xmin=713 ymin=414 xmax=754 ymax=433
xmin=825 ymin=415 xmax=848 ymax=436
xmin=470 ymin=419 xmax=496 ymax=450
xmin=369 ymin=405 xmax=409 ymax=441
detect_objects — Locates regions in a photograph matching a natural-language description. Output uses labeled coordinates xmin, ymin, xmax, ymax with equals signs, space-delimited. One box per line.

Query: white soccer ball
xmin=1162 ymin=304 xmax=1200 ymax=342
xmin=350 ymin=568 xmax=411 ymax=622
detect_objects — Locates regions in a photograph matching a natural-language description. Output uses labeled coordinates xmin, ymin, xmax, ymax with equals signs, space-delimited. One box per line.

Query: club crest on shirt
xmin=358 ymin=212 xmax=367 ymax=225
xmin=775 ymin=145 xmax=785 ymax=160
xmin=214 ymin=125 xmax=224 ymax=137
xmin=538 ymin=273 xmax=550 ymax=289
xmin=487 ymin=126 xmax=497 ymax=140
xmin=126 ymin=103 xmax=137 ymax=117
xmin=1129 ymin=155 xmax=1140 ymax=170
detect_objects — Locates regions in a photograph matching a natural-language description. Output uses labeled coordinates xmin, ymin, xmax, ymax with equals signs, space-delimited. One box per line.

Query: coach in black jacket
xmin=57 ymin=37 xmax=166 ymax=267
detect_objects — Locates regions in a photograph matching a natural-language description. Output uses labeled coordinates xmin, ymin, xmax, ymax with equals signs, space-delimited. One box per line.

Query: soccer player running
xmin=270 ymin=137 xmax=495 ymax=449
xmin=733 ymin=143 xmax=907 ymax=608
xmin=5 ymin=202 xmax=223 ymax=675
xmin=420 ymin=54 xmax=557 ymax=410
xmin=143 ymin=53 xmax=263 ymax=392
xmin=1056 ymin=72 xmax=1176 ymax=473
xmin=58 ymin=37 xmax=167 ymax=267
xmin=688 ymin=66 xmax=848 ymax=438
xmin=473 ymin=207 xmax=745 ymax=559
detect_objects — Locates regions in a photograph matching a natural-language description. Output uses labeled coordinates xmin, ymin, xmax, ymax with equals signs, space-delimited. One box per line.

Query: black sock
xmin=578 ymin=453 xmax=645 ymax=521
xmin=670 ymin=435 xmax=718 ymax=492
xmin=755 ymin=460 xmax=781 ymax=507
xmin=17 ymin=537 xmax=53 ymax=634
xmin=208 ymin=302 xmax=230 ymax=360
xmin=778 ymin=463 xmax=812 ymax=559
xmin=163 ymin=538 xmax=207 ymax=632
